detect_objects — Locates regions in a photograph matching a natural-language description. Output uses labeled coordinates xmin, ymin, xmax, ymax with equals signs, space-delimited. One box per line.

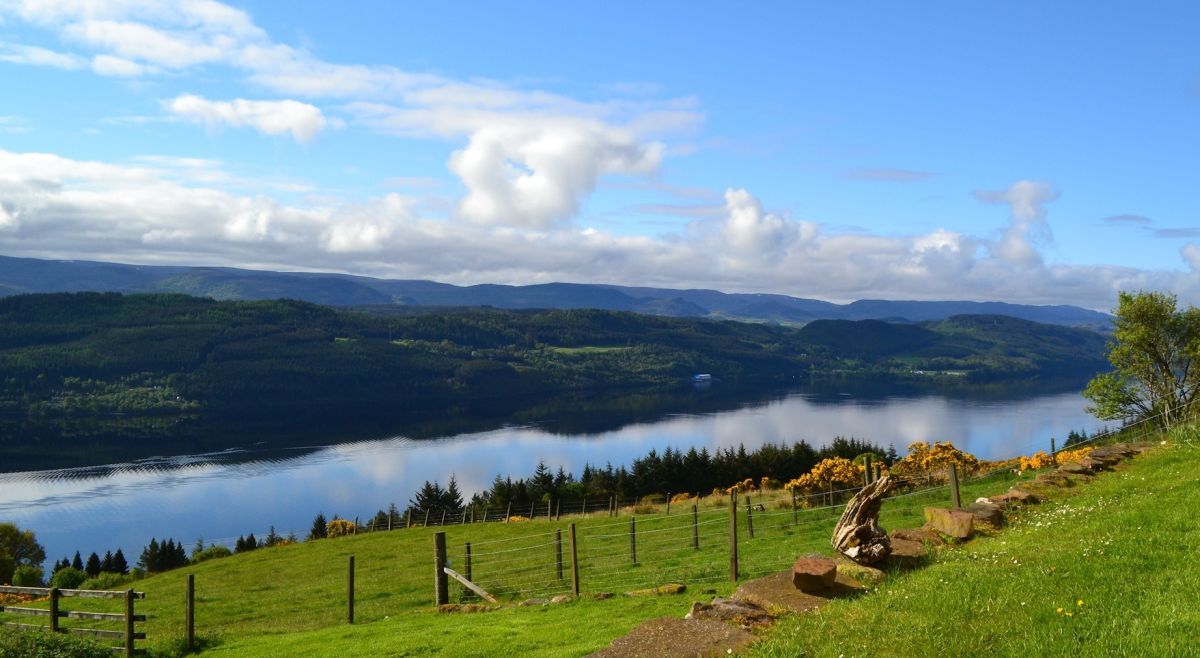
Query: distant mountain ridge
xmin=0 ymin=254 xmax=1111 ymax=329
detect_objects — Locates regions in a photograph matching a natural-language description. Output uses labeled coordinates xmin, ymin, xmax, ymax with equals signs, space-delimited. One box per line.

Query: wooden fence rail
xmin=0 ymin=585 xmax=146 ymax=656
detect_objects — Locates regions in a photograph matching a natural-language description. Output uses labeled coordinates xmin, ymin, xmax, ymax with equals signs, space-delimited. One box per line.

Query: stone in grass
xmin=438 ymin=603 xmax=496 ymax=613
xmin=965 ymin=501 xmax=1005 ymax=529
xmin=887 ymin=538 xmax=928 ymax=568
xmin=791 ymin=554 xmax=837 ymax=592
xmin=518 ymin=598 xmax=547 ymax=607
xmin=586 ymin=617 xmax=757 ymax=658
xmin=685 ymin=597 xmax=774 ymax=629
xmin=835 ymin=558 xmax=887 ymax=586
xmin=891 ymin=527 xmax=946 ymax=547
xmin=1075 ymin=456 xmax=1112 ymax=472
xmin=550 ymin=595 xmax=573 ymax=604
xmin=1031 ymin=472 xmax=1073 ymax=488
xmin=1058 ymin=462 xmax=1095 ymax=477
xmin=989 ymin=489 xmax=1041 ymax=506
xmin=590 ymin=592 xmax=616 ymax=601
xmin=626 ymin=583 xmax=687 ymax=597
xmin=735 ymin=571 xmax=866 ymax=615
xmin=923 ymin=507 xmax=974 ymax=539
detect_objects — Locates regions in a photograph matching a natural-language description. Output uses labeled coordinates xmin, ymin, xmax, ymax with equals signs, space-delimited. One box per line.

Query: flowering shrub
xmin=1019 ymin=451 xmax=1056 ymax=471
xmin=670 ymin=492 xmax=696 ymax=504
xmin=760 ymin=477 xmax=781 ymax=491
xmin=891 ymin=441 xmax=980 ymax=478
xmin=326 ymin=519 xmax=356 ymax=538
xmin=506 ymin=515 xmax=530 ymax=523
xmin=724 ymin=478 xmax=757 ymax=494
xmin=1055 ymin=447 xmax=1094 ymax=464
xmin=784 ymin=457 xmax=863 ymax=494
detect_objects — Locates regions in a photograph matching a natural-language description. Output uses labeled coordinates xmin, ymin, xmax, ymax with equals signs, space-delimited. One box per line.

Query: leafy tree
xmin=0 ymin=551 xmax=13 ymax=585
xmin=1084 ymin=291 xmax=1200 ymax=428
xmin=0 ymin=523 xmax=45 ymax=568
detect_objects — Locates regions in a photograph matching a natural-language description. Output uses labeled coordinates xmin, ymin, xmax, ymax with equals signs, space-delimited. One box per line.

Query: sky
xmin=0 ymin=1 xmax=1197 ymax=309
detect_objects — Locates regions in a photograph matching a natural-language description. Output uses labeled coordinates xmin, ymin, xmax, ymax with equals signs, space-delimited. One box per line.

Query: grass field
xmin=1 ymin=469 xmax=1029 ymax=656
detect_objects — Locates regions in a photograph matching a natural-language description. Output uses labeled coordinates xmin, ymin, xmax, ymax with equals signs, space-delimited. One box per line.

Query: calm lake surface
xmin=1 ymin=384 xmax=1104 ymax=567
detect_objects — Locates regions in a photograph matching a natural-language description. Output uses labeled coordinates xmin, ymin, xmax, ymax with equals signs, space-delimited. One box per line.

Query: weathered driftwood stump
xmin=831 ymin=475 xmax=894 ymax=565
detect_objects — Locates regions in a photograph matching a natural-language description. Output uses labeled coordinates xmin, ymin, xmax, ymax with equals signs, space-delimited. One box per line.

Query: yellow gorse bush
xmin=724 ymin=478 xmax=757 ymax=494
xmin=1055 ymin=447 xmax=1094 ymax=464
xmin=326 ymin=519 xmax=356 ymax=538
xmin=1019 ymin=451 xmax=1056 ymax=470
xmin=670 ymin=492 xmax=696 ymax=504
xmin=783 ymin=457 xmax=863 ymax=494
xmin=891 ymin=441 xmax=980 ymax=477
xmin=506 ymin=515 xmax=530 ymax=523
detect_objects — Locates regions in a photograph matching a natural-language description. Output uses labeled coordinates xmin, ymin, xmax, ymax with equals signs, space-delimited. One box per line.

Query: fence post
xmin=556 ymin=499 xmax=561 ymax=521
xmin=505 ymin=502 xmax=512 ymax=524
xmin=581 ymin=496 xmax=587 ymax=517
xmin=609 ymin=496 xmax=615 ymax=517
xmin=48 ymin=587 xmax=59 ymax=633
xmin=1051 ymin=437 xmax=1057 ymax=456
xmin=949 ymin=464 xmax=962 ymax=508
xmin=791 ymin=490 xmax=798 ymax=526
xmin=729 ymin=491 xmax=739 ymax=581
xmin=547 ymin=500 xmax=552 ymax=520
xmin=433 ymin=532 xmax=448 ymax=606
xmin=186 ymin=574 xmax=195 ymax=651
xmin=569 ymin=523 xmax=580 ymax=597
xmin=666 ymin=493 xmax=671 ymax=516
xmin=629 ymin=517 xmax=637 ymax=565
xmin=556 ymin=529 xmax=563 ymax=579
xmin=347 ymin=555 xmax=355 ymax=624
xmin=746 ymin=495 xmax=754 ymax=539
xmin=692 ymin=504 xmax=699 ymax=549
xmin=829 ymin=482 xmax=835 ymax=517
xmin=124 ymin=588 xmax=135 ymax=658
xmin=863 ymin=456 xmax=873 ymax=486
xmin=465 ymin=542 xmax=472 ymax=585
xmin=354 ymin=516 xmax=359 ymax=534
xmin=423 ymin=509 xmax=430 ymax=527
xmin=406 ymin=509 xmax=412 ymax=528
xmin=388 ymin=511 xmax=394 ymax=532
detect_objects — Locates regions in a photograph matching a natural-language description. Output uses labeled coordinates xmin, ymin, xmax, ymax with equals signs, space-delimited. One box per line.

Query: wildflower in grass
xmin=1077 ymin=599 xmax=1084 ymax=607
xmin=1056 ymin=607 xmax=1064 ymax=614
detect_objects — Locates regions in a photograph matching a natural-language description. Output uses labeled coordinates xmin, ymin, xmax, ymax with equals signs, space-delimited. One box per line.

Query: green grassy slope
xmin=753 ymin=433 xmax=1199 ymax=657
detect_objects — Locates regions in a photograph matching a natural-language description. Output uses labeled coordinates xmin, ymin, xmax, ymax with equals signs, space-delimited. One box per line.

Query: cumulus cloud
xmin=0 ymin=42 xmax=86 ymax=69
xmin=1 ymin=148 xmax=1198 ymax=307
xmin=973 ymin=180 xmax=1059 ymax=265
xmin=168 ymin=94 xmax=334 ymax=143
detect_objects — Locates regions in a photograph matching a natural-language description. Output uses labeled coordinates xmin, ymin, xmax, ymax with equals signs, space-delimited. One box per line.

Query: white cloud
xmin=168 ymin=94 xmax=333 ymax=143
xmin=91 ymin=53 xmax=153 ymax=76
xmin=0 ymin=42 xmax=86 ymax=69
xmin=3 ymin=148 xmax=1192 ymax=308
xmin=973 ymin=180 xmax=1059 ymax=265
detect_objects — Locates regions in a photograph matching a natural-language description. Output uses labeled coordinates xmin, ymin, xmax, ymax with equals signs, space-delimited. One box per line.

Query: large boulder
xmin=989 ymin=489 xmax=1041 ymax=506
xmin=923 ymin=507 xmax=974 ymax=539
xmin=685 ymin=597 xmax=773 ymax=629
xmin=965 ymin=501 xmax=1005 ymax=529
xmin=791 ymin=555 xmax=837 ymax=592
xmin=888 ymin=538 xmax=928 ymax=568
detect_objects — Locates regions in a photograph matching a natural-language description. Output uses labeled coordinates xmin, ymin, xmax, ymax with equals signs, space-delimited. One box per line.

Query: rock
xmin=685 ymin=597 xmax=774 ymax=629
xmin=791 ymin=555 xmax=837 ymax=592
xmin=1032 ymin=472 xmax=1073 ymax=488
xmin=835 ymin=558 xmax=887 ymax=586
xmin=550 ymin=595 xmax=573 ymax=604
xmin=1058 ymin=462 xmax=1094 ymax=477
xmin=989 ymin=490 xmax=1041 ymax=506
xmin=923 ymin=507 xmax=974 ymax=539
xmin=891 ymin=527 xmax=946 ymax=547
xmin=586 ymin=617 xmax=758 ymax=658
xmin=438 ymin=603 xmax=495 ymax=613
xmin=965 ymin=501 xmax=1005 ymax=529
xmin=735 ymin=571 xmax=866 ymax=614
xmin=626 ymin=583 xmax=687 ymax=597
xmin=1075 ymin=456 xmax=1111 ymax=472
xmin=518 ymin=598 xmax=547 ymax=607
xmin=590 ymin=592 xmax=615 ymax=601
xmin=888 ymin=538 xmax=928 ymax=568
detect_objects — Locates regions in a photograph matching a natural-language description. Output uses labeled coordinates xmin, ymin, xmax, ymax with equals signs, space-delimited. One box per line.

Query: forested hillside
xmin=0 ymin=293 xmax=1109 ymax=419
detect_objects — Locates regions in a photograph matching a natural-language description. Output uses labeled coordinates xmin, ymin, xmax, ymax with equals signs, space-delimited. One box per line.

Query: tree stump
xmin=831 ymin=475 xmax=894 ymax=565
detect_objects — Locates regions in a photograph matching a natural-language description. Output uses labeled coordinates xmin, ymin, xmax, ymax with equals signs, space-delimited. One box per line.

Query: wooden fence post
xmin=692 ymin=504 xmax=699 ymax=550
xmin=791 ymin=490 xmax=798 ymax=526
xmin=547 ymin=500 xmax=552 ymax=520
xmin=746 ymin=495 xmax=754 ymax=539
xmin=186 ymin=575 xmax=195 ymax=651
xmin=863 ymin=456 xmax=872 ymax=486
xmin=556 ymin=499 xmax=561 ymax=521
xmin=829 ymin=482 xmax=835 ymax=517
xmin=49 ymin=587 xmax=59 ymax=634
xmin=569 ymin=523 xmax=580 ymax=597
xmin=347 ymin=555 xmax=355 ymax=624
xmin=629 ymin=517 xmax=637 ymax=565
xmin=949 ymin=464 xmax=962 ymax=509
xmin=423 ymin=509 xmax=430 ymax=527
xmin=406 ymin=509 xmax=412 ymax=528
xmin=666 ymin=493 xmax=671 ymax=516
xmin=556 ymin=529 xmax=563 ymax=580
xmin=609 ymin=496 xmax=615 ymax=517
xmin=124 ymin=589 xmax=135 ymax=658
xmin=465 ymin=542 xmax=472 ymax=585
xmin=354 ymin=516 xmax=359 ymax=534
xmin=1051 ymin=437 xmax=1057 ymax=456
xmin=505 ymin=502 xmax=512 ymax=524
xmin=433 ymin=532 xmax=448 ymax=606
xmin=581 ymin=496 xmax=587 ymax=517
xmin=728 ymin=491 xmax=739 ymax=582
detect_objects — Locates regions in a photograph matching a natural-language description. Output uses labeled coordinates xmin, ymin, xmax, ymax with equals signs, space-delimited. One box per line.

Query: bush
xmin=191 ymin=545 xmax=233 ymax=564
xmin=639 ymin=493 xmax=666 ymax=504
xmin=12 ymin=565 xmax=43 ymax=587
xmin=80 ymin=572 xmax=133 ymax=591
xmin=49 ymin=566 xmax=87 ymax=589
xmin=632 ymin=502 xmax=658 ymax=515
xmin=669 ymin=493 xmax=695 ymax=504
xmin=0 ymin=551 xmax=13 ymax=585
xmin=326 ymin=519 xmax=356 ymax=538
xmin=0 ymin=626 xmax=112 ymax=657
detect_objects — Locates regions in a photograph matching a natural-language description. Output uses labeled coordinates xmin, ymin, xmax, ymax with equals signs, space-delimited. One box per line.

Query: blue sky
xmin=0 ymin=1 xmax=1197 ymax=308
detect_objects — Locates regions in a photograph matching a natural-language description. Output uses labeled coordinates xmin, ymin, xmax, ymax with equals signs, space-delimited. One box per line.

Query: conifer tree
xmin=72 ymin=551 xmax=83 ymax=571
xmin=85 ymin=552 xmax=101 ymax=577
xmin=308 ymin=513 xmax=328 ymax=540
xmin=112 ymin=549 xmax=128 ymax=575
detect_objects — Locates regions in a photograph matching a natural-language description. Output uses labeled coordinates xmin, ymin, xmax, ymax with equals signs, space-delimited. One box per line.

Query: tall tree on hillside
xmin=85 ymin=552 xmax=101 ymax=577
xmin=72 ymin=551 xmax=83 ymax=571
xmin=1084 ymin=291 xmax=1200 ymax=428
xmin=112 ymin=549 xmax=129 ymax=575
xmin=309 ymin=513 xmax=328 ymax=540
